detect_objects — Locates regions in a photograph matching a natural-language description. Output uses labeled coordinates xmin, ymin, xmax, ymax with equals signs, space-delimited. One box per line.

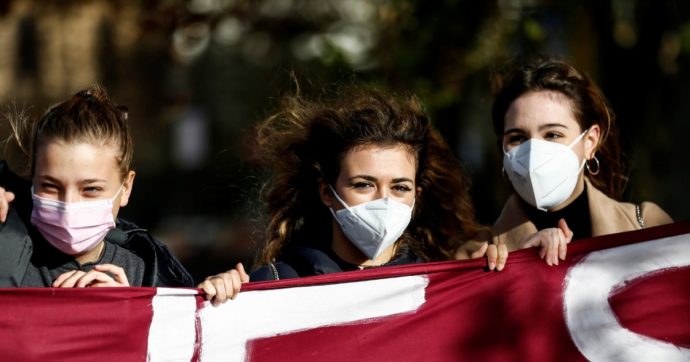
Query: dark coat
xmin=251 ymin=244 xmax=420 ymax=281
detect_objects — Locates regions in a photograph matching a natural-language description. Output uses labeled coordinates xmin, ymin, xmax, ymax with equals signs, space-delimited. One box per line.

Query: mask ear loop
xmin=567 ymin=129 xmax=589 ymax=148
xmin=112 ymin=184 xmax=125 ymax=200
xmin=580 ymin=128 xmax=601 ymax=176
xmin=328 ymin=185 xmax=352 ymax=210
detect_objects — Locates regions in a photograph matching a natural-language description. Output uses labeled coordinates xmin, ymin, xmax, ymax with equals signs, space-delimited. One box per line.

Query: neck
xmin=550 ymin=173 xmax=586 ymax=212
xmin=74 ymin=241 xmax=105 ymax=265
xmin=330 ymin=220 xmax=396 ymax=267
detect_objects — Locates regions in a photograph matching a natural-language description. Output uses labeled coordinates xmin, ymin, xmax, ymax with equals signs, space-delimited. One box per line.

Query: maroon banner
xmin=0 ymin=222 xmax=689 ymax=361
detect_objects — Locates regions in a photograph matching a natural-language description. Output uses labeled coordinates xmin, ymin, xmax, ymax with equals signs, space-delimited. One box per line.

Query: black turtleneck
xmin=521 ymin=186 xmax=592 ymax=241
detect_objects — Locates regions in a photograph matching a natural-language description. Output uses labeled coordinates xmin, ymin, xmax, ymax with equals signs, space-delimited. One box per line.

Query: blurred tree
xmin=1 ymin=0 xmax=689 ymax=279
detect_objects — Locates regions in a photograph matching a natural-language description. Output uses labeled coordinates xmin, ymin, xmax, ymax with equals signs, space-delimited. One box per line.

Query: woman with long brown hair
xmin=490 ymin=56 xmax=672 ymax=252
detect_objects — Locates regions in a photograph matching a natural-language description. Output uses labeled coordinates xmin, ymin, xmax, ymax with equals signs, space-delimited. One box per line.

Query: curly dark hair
xmin=491 ymin=56 xmax=625 ymax=200
xmin=255 ymin=87 xmax=484 ymax=264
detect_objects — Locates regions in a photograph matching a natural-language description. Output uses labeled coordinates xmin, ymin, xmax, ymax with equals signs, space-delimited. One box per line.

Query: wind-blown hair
xmin=491 ymin=56 xmax=625 ymax=199
xmin=9 ymin=85 xmax=133 ymax=180
xmin=256 ymin=87 xmax=483 ymax=264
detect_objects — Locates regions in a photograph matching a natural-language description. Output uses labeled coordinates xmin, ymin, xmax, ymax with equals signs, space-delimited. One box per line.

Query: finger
xmin=544 ymin=235 xmax=556 ymax=266
xmin=88 ymin=281 xmax=116 ymax=288
xmin=486 ymin=245 xmax=497 ymax=270
xmin=538 ymin=242 xmax=547 ymax=260
xmin=550 ymin=239 xmax=558 ymax=266
xmin=76 ymin=269 xmax=121 ymax=288
xmin=237 ymin=263 xmax=250 ymax=283
xmin=76 ymin=271 xmax=115 ymax=288
xmin=229 ymin=271 xmax=243 ymax=300
xmin=198 ymin=280 xmax=217 ymax=300
xmin=559 ymin=218 xmax=573 ymax=242
xmin=495 ymin=243 xmax=508 ymax=271
xmin=210 ymin=277 xmax=228 ymax=306
xmin=94 ymin=264 xmax=130 ymax=286
xmin=558 ymin=236 xmax=568 ymax=261
xmin=548 ymin=231 xmax=564 ymax=266
xmin=53 ymin=270 xmax=80 ymax=287
xmin=57 ymin=270 xmax=87 ymax=288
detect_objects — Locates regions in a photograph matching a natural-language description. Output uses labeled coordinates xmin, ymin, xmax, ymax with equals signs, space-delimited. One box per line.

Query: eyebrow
xmin=348 ymin=175 xmax=414 ymax=183
xmin=35 ymin=175 xmax=61 ymax=184
xmin=503 ymin=123 xmax=569 ymax=134
xmin=79 ymin=179 xmax=109 ymax=185
xmin=35 ymin=175 xmax=108 ymax=185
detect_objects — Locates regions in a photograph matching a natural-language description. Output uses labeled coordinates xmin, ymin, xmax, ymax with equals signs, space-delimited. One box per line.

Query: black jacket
xmin=250 ymin=244 xmax=420 ymax=281
xmin=0 ymin=160 xmax=194 ymax=288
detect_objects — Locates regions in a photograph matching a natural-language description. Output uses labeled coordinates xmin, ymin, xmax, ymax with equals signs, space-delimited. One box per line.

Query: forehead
xmin=504 ymin=90 xmax=580 ymax=131
xmin=34 ymin=140 xmax=121 ymax=180
xmin=340 ymin=144 xmax=417 ymax=178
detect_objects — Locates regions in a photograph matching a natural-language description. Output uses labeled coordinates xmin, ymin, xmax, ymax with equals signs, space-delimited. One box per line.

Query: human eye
xmin=505 ymin=133 xmax=526 ymax=146
xmin=39 ymin=182 xmax=59 ymax=194
xmin=82 ymin=186 xmax=104 ymax=197
xmin=544 ymin=131 xmax=563 ymax=141
xmin=392 ymin=184 xmax=412 ymax=193
xmin=352 ymin=181 xmax=374 ymax=190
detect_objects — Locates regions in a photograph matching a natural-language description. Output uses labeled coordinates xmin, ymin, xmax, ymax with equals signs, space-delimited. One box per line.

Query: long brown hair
xmin=10 ymin=85 xmax=133 ymax=180
xmin=256 ymin=87 xmax=483 ymax=264
xmin=491 ymin=56 xmax=625 ymax=200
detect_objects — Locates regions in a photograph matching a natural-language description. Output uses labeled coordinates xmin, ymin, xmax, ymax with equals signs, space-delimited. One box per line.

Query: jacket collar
xmin=492 ymin=177 xmax=638 ymax=248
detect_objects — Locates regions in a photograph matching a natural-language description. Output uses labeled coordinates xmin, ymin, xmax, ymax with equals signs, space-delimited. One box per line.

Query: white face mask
xmin=503 ymin=131 xmax=587 ymax=211
xmin=328 ymin=186 xmax=414 ymax=260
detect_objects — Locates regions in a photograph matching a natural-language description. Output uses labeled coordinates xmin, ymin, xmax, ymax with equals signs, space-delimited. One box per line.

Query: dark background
xmin=1 ymin=0 xmax=688 ymax=281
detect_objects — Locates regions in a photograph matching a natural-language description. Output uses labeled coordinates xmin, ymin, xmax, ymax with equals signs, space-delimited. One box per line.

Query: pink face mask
xmin=30 ymin=186 xmax=123 ymax=256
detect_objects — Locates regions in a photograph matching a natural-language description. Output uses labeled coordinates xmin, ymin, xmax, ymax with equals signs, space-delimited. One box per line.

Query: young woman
xmin=490 ymin=56 xmax=672 ymax=252
xmin=248 ymin=87 xmax=548 ymax=280
xmin=0 ymin=86 xmax=244 ymax=303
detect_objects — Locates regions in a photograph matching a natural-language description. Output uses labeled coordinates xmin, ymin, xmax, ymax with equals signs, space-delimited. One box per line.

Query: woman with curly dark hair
xmin=249 ymin=87 xmax=497 ymax=280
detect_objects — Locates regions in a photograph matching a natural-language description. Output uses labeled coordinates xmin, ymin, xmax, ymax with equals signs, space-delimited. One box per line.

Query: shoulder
xmin=492 ymin=194 xmax=537 ymax=250
xmin=109 ymin=218 xmax=195 ymax=287
xmin=251 ymin=245 xmax=345 ymax=281
xmin=0 ymin=209 xmax=33 ymax=287
xmin=250 ymin=262 xmax=300 ymax=281
xmin=639 ymin=201 xmax=673 ymax=227
xmin=586 ymin=179 xmax=673 ymax=232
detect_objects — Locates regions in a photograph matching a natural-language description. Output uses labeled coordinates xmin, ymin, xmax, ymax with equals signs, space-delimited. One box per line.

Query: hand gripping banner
xmin=1 ymin=222 xmax=689 ymax=361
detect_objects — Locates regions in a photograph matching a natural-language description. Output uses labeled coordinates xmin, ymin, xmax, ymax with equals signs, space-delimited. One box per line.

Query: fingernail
xmin=489 ymin=262 xmax=496 ymax=270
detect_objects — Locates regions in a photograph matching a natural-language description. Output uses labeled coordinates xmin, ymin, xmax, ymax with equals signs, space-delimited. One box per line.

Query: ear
xmin=318 ymin=179 xmax=334 ymax=208
xmin=119 ymin=170 xmax=136 ymax=207
xmin=584 ymin=124 xmax=601 ymax=160
xmin=416 ymin=186 xmax=422 ymax=198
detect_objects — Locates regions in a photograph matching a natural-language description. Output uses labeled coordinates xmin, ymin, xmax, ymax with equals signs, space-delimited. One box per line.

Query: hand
xmin=198 ymin=263 xmax=250 ymax=307
xmin=52 ymin=264 xmax=130 ymax=288
xmin=0 ymin=187 xmax=16 ymax=223
xmin=454 ymin=241 xmax=508 ymax=271
xmin=519 ymin=219 xmax=573 ymax=266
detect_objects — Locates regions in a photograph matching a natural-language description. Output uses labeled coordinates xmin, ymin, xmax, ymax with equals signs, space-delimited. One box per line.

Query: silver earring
xmin=586 ymin=156 xmax=600 ymax=175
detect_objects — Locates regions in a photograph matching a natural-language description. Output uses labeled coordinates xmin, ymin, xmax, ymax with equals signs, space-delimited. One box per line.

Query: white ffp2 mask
xmin=328 ymin=186 xmax=413 ymax=260
xmin=503 ymin=131 xmax=586 ymax=211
